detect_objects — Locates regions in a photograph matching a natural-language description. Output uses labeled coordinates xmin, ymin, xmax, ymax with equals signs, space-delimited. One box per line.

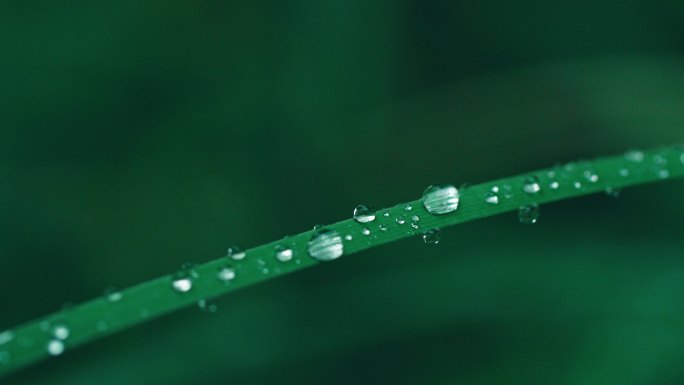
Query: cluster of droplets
xmin=42 ymin=322 xmax=70 ymax=357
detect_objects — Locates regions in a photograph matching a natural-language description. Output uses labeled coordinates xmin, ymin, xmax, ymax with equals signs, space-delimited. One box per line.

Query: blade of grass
xmin=1 ymin=145 xmax=683 ymax=376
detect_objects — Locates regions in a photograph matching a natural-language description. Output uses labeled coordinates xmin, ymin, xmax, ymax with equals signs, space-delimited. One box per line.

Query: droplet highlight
xmin=422 ymin=184 xmax=460 ymax=215
xmin=422 ymin=229 xmax=441 ymax=244
xmin=353 ymin=204 xmax=376 ymax=223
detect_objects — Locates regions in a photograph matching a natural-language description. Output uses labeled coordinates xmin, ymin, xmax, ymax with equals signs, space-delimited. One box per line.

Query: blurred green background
xmin=2 ymin=1 xmax=684 ymax=384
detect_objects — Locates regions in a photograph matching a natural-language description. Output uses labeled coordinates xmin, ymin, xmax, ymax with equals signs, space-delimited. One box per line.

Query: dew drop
xmin=104 ymin=287 xmax=122 ymax=303
xmin=583 ymin=170 xmax=599 ymax=183
xmin=227 ymin=245 xmax=245 ymax=261
xmin=522 ymin=176 xmax=541 ymax=194
xmin=573 ymin=181 xmax=582 ymax=189
xmin=47 ymin=340 xmax=64 ymax=356
xmin=619 ymin=168 xmax=630 ymax=177
xmin=172 ymin=277 xmax=192 ymax=293
xmin=275 ymin=245 xmax=293 ymax=262
xmin=518 ymin=204 xmax=540 ymax=224
xmin=411 ymin=215 xmax=420 ymax=222
xmin=308 ymin=229 xmax=344 ymax=261
xmin=658 ymin=169 xmax=670 ymax=179
xmin=0 ymin=331 xmax=14 ymax=345
xmin=378 ymin=224 xmax=388 ymax=232
xmin=653 ymin=154 xmax=668 ymax=166
xmin=217 ymin=266 xmax=236 ymax=283
xmin=382 ymin=210 xmax=390 ymax=217
xmin=625 ymin=150 xmax=644 ymax=163
xmin=362 ymin=228 xmax=370 ymax=236
xmin=396 ymin=216 xmax=406 ymax=225
xmin=605 ymin=187 xmax=621 ymax=198
xmin=53 ymin=325 xmax=69 ymax=340
xmin=549 ymin=181 xmax=560 ymax=190
xmin=484 ymin=191 xmax=499 ymax=205
xmin=422 ymin=184 xmax=460 ymax=214
xmin=353 ymin=204 xmax=376 ymax=223
xmin=313 ymin=224 xmax=325 ymax=231
xmin=197 ymin=299 xmax=218 ymax=314
xmin=171 ymin=266 xmax=195 ymax=293
xmin=422 ymin=229 xmax=441 ymax=244
xmin=344 ymin=234 xmax=353 ymax=241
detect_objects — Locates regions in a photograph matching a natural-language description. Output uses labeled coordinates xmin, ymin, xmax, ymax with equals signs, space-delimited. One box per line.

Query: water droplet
xmin=47 ymin=340 xmax=64 ymax=356
xmin=658 ymin=169 xmax=670 ymax=179
xmin=411 ymin=215 xmax=420 ymax=222
xmin=0 ymin=331 xmax=14 ymax=345
xmin=422 ymin=184 xmax=460 ymax=215
xmin=625 ymin=150 xmax=644 ymax=163
xmin=382 ymin=210 xmax=390 ymax=217
xmin=227 ymin=245 xmax=245 ymax=261
xmin=378 ymin=224 xmax=388 ymax=231
xmin=353 ymin=204 xmax=376 ymax=223
xmin=217 ymin=266 xmax=236 ymax=283
xmin=104 ymin=287 xmax=122 ymax=303
xmin=362 ymin=228 xmax=370 ymax=236
xmin=404 ymin=204 xmax=412 ymax=211
xmin=53 ymin=325 xmax=69 ymax=340
xmin=308 ymin=229 xmax=344 ymax=261
xmin=605 ymin=187 xmax=621 ymax=198
xmin=313 ymin=224 xmax=325 ymax=230
xmin=395 ymin=216 xmax=406 ymax=225
xmin=344 ymin=234 xmax=353 ymax=241
xmin=549 ymin=181 xmax=560 ymax=190
xmin=583 ymin=170 xmax=599 ymax=183
xmin=619 ymin=168 xmax=630 ymax=177
xmin=422 ymin=229 xmax=441 ymax=244
xmin=275 ymin=245 xmax=293 ymax=262
xmin=522 ymin=176 xmax=541 ymax=194
xmin=171 ymin=265 xmax=195 ymax=293
xmin=518 ymin=204 xmax=539 ymax=224
xmin=484 ymin=191 xmax=499 ymax=205
xmin=573 ymin=181 xmax=582 ymax=189
xmin=653 ymin=154 xmax=668 ymax=166
xmin=197 ymin=299 xmax=218 ymax=314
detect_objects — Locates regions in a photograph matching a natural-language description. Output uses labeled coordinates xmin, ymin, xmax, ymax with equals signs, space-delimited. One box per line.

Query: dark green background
xmin=2 ymin=1 xmax=684 ymax=384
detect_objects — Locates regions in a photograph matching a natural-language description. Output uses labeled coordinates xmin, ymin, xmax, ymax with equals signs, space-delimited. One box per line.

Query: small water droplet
xmin=275 ymin=245 xmax=293 ymax=262
xmin=583 ymin=170 xmax=599 ymax=183
xmin=518 ymin=204 xmax=540 ymax=224
xmin=522 ymin=176 xmax=541 ymax=194
xmin=653 ymin=154 xmax=668 ymax=166
xmin=308 ymin=229 xmax=344 ymax=261
xmin=422 ymin=184 xmax=460 ymax=215
xmin=104 ymin=287 xmax=122 ymax=303
xmin=395 ymin=216 xmax=406 ymax=225
xmin=47 ymin=340 xmax=65 ymax=356
xmin=217 ymin=266 xmax=236 ymax=283
xmin=619 ymin=168 xmax=630 ymax=177
xmin=313 ymin=224 xmax=325 ymax=230
xmin=172 ymin=277 xmax=192 ymax=293
xmin=549 ymin=181 xmax=560 ymax=190
xmin=422 ymin=229 xmax=441 ymax=244
xmin=171 ymin=265 xmax=195 ymax=293
xmin=53 ymin=325 xmax=69 ymax=340
xmin=344 ymin=234 xmax=353 ymax=241
xmin=382 ymin=210 xmax=390 ymax=217
xmin=362 ymin=228 xmax=370 ymax=236
xmin=0 ymin=331 xmax=14 ymax=345
xmin=573 ymin=181 xmax=582 ymax=189
xmin=625 ymin=150 xmax=644 ymax=163
xmin=378 ymin=224 xmax=388 ymax=231
xmin=197 ymin=299 xmax=218 ymax=314
xmin=411 ymin=215 xmax=420 ymax=222
xmin=484 ymin=191 xmax=499 ymax=205
xmin=605 ymin=187 xmax=621 ymax=198
xmin=658 ymin=169 xmax=670 ymax=179
xmin=227 ymin=245 xmax=245 ymax=261
xmin=353 ymin=204 xmax=376 ymax=223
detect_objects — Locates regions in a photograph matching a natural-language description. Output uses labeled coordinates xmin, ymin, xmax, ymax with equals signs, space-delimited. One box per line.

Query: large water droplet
xmin=217 ymin=266 xmax=236 ymax=283
xmin=522 ymin=176 xmax=541 ymax=194
xmin=422 ymin=229 xmax=441 ymax=244
xmin=275 ymin=245 xmax=293 ymax=262
xmin=422 ymin=184 xmax=459 ymax=214
xmin=308 ymin=229 xmax=344 ymax=261
xmin=362 ymin=228 xmax=370 ymax=236
xmin=484 ymin=190 xmax=499 ymax=205
xmin=227 ymin=245 xmax=245 ymax=261
xmin=53 ymin=325 xmax=69 ymax=340
xmin=171 ymin=266 xmax=195 ymax=293
xmin=47 ymin=340 xmax=65 ymax=356
xmin=353 ymin=205 xmax=376 ymax=223
xmin=518 ymin=204 xmax=540 ymax=224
